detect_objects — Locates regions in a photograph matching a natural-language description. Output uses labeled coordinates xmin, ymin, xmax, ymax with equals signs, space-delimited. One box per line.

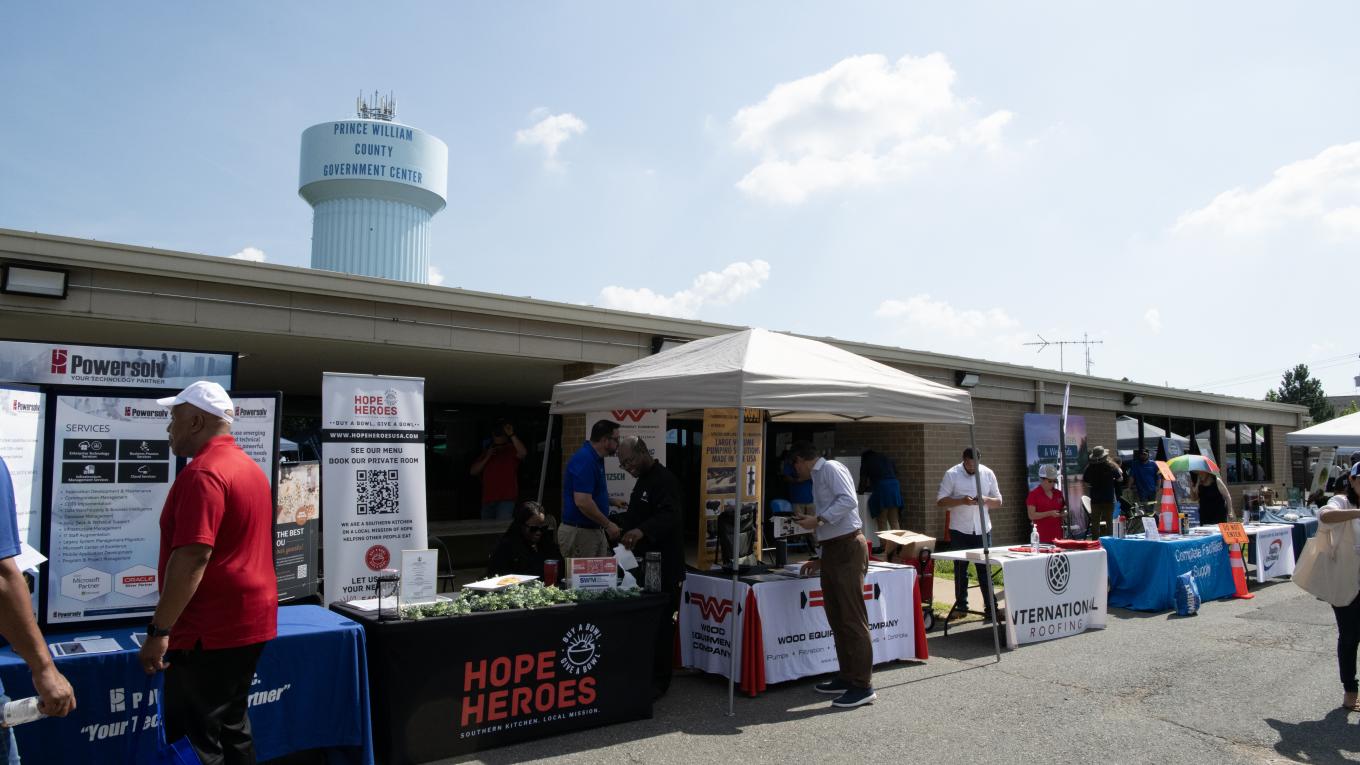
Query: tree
xmin=1266 ymin=363 xmax=1335 ymax=422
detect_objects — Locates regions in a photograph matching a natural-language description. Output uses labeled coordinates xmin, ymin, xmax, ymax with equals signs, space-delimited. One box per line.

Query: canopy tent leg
xmin=727 ymin=407 xmax=745 ymax=716
xmin=970 ymin=423 xmax=1003 ymax=664
xmin=535 ymin=413 xmax=555 ymax=505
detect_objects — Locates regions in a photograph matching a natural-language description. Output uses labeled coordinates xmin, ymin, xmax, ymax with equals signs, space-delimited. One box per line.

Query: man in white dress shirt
xmin=792 ymin=441 xmax=876 ymax=708
xmin=936 ymin=448 xmax=1003 ymax=619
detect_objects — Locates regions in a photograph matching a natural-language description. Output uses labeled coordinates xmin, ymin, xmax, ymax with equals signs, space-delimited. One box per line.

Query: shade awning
xmin=549 ymin=328 xmax=974 ymax=424
xmin=1285 ymin=411 xmax=1360 ymax=448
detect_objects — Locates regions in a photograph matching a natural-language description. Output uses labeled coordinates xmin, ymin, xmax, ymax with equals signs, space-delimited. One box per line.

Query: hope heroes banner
xmin=1001 ymin=549 xmax=1108 ymax=648
xmin=321 ymin=373 xmax=427 ymax=604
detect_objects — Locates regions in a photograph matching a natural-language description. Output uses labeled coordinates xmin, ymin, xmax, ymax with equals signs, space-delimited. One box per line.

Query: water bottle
xmin=1114 ymin=516 xmax=1126 ymax=539
xmin=1030 ymin=523 xmax=1041 ymax=553
xmin=1 ymin=697 xmax=44 ymax=727
xmin=644 ymin=552 xmax=662 ymax=593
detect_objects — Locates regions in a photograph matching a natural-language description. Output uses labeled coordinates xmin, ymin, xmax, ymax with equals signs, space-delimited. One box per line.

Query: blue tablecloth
xmin=1101 ymin=535 xmax=1236 ymax=611
xmin=0 ymin=605 xmax=373 ymax=764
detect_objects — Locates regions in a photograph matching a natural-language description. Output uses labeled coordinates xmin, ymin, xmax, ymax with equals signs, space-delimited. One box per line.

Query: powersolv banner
xmin=0 ymin=340 xmax=234 ymax=389
xmin=0 ymin=386 xmax=45 ymax=552
xmin=44 ymin=393 xmax=177 ymax=626
xmin=321 ymin=373 xmax=427 ymax=604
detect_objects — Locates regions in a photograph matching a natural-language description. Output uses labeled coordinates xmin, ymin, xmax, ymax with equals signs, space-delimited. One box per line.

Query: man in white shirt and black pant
xmin=936 ymin=448 xmax=1003 ymax=620
xmin=791 ymin=441 xmax=876 ymax=708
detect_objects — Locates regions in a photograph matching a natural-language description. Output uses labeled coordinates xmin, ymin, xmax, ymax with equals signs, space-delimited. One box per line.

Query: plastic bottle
xmin=644 ymin=552 xmax=662 ymax=593
xmin=1030 ymin=523 xmax=1041 ymax=553
xmin=1 ymin=697 xmax=44 ymax=727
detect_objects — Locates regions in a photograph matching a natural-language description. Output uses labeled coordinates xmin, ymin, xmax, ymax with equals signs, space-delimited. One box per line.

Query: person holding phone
xmin=936 ymin=448 xmax=1003 ymax=619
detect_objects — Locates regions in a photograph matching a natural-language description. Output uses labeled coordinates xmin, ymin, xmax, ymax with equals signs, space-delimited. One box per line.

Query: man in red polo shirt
xmin=139 ymin=381 xmax=277 ymax=765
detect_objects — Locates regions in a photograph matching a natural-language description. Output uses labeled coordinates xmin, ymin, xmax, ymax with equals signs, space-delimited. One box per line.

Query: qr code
xmin=296 ymin=564 xmax=308 ymax=579
xmin=356 ymin=469 xmax=400 ymax=515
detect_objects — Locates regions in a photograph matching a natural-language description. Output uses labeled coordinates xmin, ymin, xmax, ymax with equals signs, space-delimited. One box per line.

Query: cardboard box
xmin=876 ymin=529 xmax=936 ymax=563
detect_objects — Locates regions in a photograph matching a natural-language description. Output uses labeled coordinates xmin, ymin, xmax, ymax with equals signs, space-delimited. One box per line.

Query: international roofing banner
xmin=0 ymin=339 xmax=235 ymax=389
xmin=43 ymin=392 xmax=177 ymax=626
xmin=1001 ymin=549 xmax=1108 ymax=648
xmin=585 ymin=408 xmax=667 ymax=506
xmin=0 ymin=385 xmax=45 ymax=552
xmin=320 ymin=372 xmax=427 ymax=605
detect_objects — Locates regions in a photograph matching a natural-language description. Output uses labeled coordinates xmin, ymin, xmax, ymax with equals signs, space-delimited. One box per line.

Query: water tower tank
xmin=298 ymin=94 xmax=448 ymax=283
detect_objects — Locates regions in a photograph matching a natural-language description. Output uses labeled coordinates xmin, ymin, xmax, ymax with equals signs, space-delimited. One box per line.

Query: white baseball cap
xmin=157 ymin=381 xmax=235 ymax=423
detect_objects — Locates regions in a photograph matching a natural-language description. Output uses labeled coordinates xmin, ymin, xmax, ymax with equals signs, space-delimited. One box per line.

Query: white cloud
xmin=599 ymin=260 xmax=771 ymax=318
xmin=1173 ymin=141 xmax=1360 ymax=240
xmin=229 ymin=246 xmax=266 ymax=262
xmin=1143 ymin=307 xmax=1162 ymax=334
xmin=875 ymin=294 xmax=1020 ymax=339
xmin=731 ymin=52 xmax=1014 ymax=204
xmin=515 ymin=111 xmax=587 ymax=169
xmin=427 ymin=265 xmax=445 ymax=286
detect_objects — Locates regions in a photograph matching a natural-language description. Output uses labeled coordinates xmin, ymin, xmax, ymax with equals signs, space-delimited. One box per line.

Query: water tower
xmin=298 ymin=93 xmax=448 ymax=283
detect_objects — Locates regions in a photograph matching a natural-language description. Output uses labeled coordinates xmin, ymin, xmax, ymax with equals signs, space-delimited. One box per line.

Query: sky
xmin=3 ymin=2 xmax=1358 ymax=401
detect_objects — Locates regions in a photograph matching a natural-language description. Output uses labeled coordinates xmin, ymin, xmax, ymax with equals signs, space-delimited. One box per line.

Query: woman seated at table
xmin=1026 ymin=464 xmax=1065 ymax=543
xmin=487 ymin=501 xmax=560 ymax=577
xmin=1189 ymin=470 xmax=1234 ymax=526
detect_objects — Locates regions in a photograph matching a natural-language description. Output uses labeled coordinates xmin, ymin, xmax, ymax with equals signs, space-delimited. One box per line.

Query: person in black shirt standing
xmin=1082 ymin=446 xmax=1123 ymax=539
xmin=614 ymin=435 xmax=684 ymax=699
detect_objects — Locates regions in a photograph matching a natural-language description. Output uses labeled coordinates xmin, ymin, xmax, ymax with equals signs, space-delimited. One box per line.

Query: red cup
xmin=543 ymin=559 xmax=559 ymax=587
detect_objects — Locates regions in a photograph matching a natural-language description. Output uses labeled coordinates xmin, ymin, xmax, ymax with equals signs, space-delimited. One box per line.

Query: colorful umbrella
xmin=1165 ymin=454 xmax=1219 ymax=474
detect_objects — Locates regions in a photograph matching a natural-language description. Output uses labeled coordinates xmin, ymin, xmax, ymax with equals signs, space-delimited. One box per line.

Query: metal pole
xmin=969 ymin=423 xmax=1003 ymax=663
xmin=727 ymin=408 xmax=745 ymax=716
xmin=535 ymin=413 xmax=555 ymax=505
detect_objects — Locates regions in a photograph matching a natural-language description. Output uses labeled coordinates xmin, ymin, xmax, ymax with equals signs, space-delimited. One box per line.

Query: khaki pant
xmin=819 ymin=532 xmax=873 ymax=689
xmin=558 ymin=524 xmax=609 ymax=559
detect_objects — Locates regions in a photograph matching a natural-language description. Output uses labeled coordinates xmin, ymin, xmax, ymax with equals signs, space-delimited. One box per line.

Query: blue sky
xmin=4 ymin=2 xmax=1359 ymax=400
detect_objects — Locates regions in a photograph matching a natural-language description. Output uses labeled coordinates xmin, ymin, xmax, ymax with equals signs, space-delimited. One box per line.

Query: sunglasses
xmin=525 ymin=525 xmax=546 ymax=533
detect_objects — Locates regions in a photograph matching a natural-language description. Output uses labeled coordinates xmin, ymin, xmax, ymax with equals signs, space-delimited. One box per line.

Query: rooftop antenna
xmin=1024 ymin=333 xmax=1105 ymax=375
xmin=357 ymin=90 xmax=397 ymax=121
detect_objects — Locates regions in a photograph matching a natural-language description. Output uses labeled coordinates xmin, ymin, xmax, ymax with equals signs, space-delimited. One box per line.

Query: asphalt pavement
xmin=436 ymin=578 xmax=1360 ymax=764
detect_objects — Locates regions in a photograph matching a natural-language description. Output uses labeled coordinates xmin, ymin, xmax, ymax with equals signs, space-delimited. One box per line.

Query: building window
xmin=1224 ymin=422 xmax=1271 ymax=483
xmin=1117 ymin=413 xmax=1220 ymax=465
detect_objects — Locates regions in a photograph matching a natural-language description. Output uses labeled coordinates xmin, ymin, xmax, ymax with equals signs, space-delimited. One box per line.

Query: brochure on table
xmin=43 ymin=391 xmax=178 ymax=626
xmin=570 ymin=557 xmax=618 ymax=590
xmin=401 ymin=548 xmax=437 ymax=604
xmin=320 ymin=373 xmax=428 ymax=605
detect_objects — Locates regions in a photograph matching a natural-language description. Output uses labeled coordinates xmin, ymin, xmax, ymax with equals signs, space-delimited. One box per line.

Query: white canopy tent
xmin=1285 ymin=411 xmax=1360 ymax=450
xmin=540 ymin=328 xmax=992 ymax=712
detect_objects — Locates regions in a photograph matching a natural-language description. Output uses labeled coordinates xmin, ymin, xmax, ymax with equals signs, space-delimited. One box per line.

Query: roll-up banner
xmin=697 ymin=408 xmax=765 ymax=570
xmin=0 ymin=385 xmax=45 ymax=552
xmin=0 ymin=339 xmax=235 ymax=389
xmin=585 ymin=409 xmax=667 ymax=505
xmin=43 ymin=391 xmax=178 ymax=626
xmin=229 ymin=393 xmax=317 ymax=602
xmin=321 ymin=373 xmax=427 ymax=604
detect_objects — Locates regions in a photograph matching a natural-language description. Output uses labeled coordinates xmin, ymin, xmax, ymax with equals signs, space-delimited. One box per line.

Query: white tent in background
xmin=1285 ymin=411 xmax=1360 ymax=449
xmin=540 ymin=328 xmax=988 ymax=714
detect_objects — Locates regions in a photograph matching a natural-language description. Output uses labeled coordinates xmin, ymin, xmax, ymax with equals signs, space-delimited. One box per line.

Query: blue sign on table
xmin=0 ymin=605 xmax=372 ymax=764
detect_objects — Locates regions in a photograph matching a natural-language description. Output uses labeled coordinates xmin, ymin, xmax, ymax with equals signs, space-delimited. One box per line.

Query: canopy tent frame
xmin=538 ymin=328 xmax=1000 ymax=714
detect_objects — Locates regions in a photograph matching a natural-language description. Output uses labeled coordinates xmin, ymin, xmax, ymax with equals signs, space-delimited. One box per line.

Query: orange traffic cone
xmin=1158 ymin=480 xmax=1178 ymax=534
xmin=1228 ymin=542 xmax=1254 ymax=599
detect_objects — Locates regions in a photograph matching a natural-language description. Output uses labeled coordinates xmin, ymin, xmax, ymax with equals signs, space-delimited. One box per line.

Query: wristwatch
xmin=147 ymin=621 xmax=171 ymax=639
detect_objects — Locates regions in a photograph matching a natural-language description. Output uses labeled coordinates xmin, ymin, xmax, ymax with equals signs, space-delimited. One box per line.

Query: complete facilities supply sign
xmin=0 ymin=340 xmax=235 ymax=389
xmin=321 ymin=372 xmax=428 ymax=604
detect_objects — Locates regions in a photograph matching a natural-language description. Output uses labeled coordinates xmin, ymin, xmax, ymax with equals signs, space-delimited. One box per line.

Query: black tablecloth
xmin=333 ymin=595 xmax=668 ymax=764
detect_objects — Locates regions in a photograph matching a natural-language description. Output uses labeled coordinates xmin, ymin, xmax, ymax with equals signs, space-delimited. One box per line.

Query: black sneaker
xmin=814 ymin=677 xmax=851 ymax=695
xmin=831 ymin=687 xmax=877 ymax=708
